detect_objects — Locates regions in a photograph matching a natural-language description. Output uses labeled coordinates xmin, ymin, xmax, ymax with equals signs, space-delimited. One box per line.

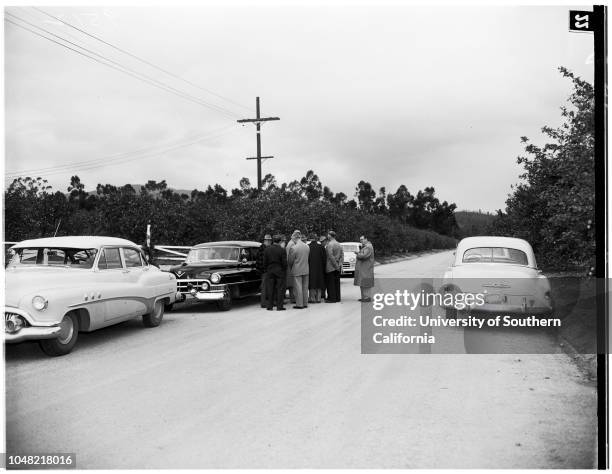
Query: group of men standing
xmin=259 ymin=230 xmax=375 ymax=310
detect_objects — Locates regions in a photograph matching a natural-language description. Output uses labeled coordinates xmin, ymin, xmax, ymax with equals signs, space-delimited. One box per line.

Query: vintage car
xmin=340 ymin=242 xmax=360 ymax=276
xmin=5 ymin=236 xmax=177 ymax=356
xmin=169 ymin=241 xmax=262 ymax=311
xmin=440 ymin=236 xmax=553 ymax=318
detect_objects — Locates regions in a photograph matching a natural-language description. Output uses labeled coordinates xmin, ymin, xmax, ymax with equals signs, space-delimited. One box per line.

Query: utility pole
xmin=237 ymin=97 xmax=280 ymax=190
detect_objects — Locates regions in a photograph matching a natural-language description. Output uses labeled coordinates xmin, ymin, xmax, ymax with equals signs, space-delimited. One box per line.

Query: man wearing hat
xmin=258 ymin=233 xmax=273 ymax=308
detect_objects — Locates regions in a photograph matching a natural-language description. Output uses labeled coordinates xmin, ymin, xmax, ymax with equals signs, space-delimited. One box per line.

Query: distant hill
xmin=455 ymin=210 xmax=497 ymax=237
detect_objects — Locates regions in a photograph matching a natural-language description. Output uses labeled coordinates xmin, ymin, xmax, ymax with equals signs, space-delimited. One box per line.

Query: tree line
xmin=487 ymin=68 xmax=595 ymax=272
xmin=5 ymin=171 xmax=458 ymax=256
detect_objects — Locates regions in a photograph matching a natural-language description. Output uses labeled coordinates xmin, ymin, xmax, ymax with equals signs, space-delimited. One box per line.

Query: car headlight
xmin=5 ymin=314 xmax=26 ymax=334
xmin=32 ymin=295 xmax=48 ymax=311
xmin=210 ymin=273 xmax=221 ymax=284
xmin=349 ymin=257 xmax=356 ymax=263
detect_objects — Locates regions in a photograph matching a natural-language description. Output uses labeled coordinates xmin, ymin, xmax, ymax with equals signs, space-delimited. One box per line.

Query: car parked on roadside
xmin=169 ymin=241 xmax=262 ymax=311
xmin=440 ymin=236 xmax=553 ymax=319
xmin=340 ymin=241 xmax=360 ymax=276
xmin=5 ymin=236 xmax=177 ymax=356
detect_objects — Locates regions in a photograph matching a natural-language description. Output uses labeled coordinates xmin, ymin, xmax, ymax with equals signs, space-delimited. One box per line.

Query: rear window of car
xmin=462 ymin=247 xmax=528 ymax=265
xmin=9 ymin=247 xmax=98 ymax=268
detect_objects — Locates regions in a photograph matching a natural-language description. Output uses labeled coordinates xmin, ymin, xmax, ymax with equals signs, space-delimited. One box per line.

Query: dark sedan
xmin=169 ymin=241 xmax=262 ymax=311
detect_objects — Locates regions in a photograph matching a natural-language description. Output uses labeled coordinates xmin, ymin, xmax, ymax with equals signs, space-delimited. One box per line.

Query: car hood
xmin=170 ymin=262 xmax=237 ymax=278
xmin=5 ymin=266 xmax=93 ymax=306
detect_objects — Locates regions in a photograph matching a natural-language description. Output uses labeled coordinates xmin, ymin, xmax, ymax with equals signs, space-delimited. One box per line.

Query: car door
xmin=242 ymin=247 xmax=261 ymax=293
xmin=119 ymin=247 xmax=149 ymax=316
xmin=96 ymin=246 xmax=140 ymax=322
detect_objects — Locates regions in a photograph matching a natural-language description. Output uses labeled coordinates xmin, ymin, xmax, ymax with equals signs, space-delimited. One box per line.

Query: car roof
xmin=12 ymin=236 xmax=138 ymax=249
xmin=193 ymin=240 xmax=261 ymax=248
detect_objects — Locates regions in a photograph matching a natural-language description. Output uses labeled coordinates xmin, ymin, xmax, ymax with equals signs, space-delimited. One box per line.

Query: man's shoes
xmin=324 ymin=299 xmax=337 ymax=303
xmin=293 ymin=305 xmax=304 ymax=309
xmin=267 ymin=308 xmax=273 ymax=311
xmin=277 ymin=307 xmax=286 ymax=311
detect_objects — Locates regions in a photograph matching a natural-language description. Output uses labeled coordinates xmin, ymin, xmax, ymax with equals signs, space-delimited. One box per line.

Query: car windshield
xmin=462 ymin=247 xmax=529 ymax=265
xmin=8 ymin=247 xmax=99 ymax=269
xmin=341 ymin=244 xmax=360 ymax=253
xmin=186 ymin=247 xmax=239 ymax=263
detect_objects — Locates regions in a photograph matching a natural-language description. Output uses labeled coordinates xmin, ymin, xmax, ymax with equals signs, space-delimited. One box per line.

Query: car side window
xmin=99 ymin=248 xmax=123 ymax=270
xmin=123 ymin=248 xmax=143 ymax=268
xmin=240 ymin=248 xmax=256 ymax=262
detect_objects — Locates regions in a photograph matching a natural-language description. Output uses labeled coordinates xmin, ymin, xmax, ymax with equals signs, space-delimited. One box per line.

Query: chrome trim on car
xmin=4 ymin=326 xmax=62 ymax=343
xmin=4 ymin=307 xmax=58 ymax=327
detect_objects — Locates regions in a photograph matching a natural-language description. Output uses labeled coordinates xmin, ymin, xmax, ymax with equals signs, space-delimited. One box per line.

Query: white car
xmin=340 ymin=242 xmax=360 ymax=276
xmin=5 ymin=236 xmax=177 ymax=356
xmin=441 ymin=236 xmax=553 ymax=318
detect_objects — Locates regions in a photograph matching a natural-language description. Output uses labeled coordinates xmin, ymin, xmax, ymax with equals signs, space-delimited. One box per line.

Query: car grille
xmin=177 ymin=280 xmax=224 ymax=292
xmin=343 ymin=262 xmax=351 ymax=268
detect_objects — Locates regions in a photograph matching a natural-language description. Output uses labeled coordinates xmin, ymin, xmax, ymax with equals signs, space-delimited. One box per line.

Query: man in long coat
xmin=285 ymin=234 xmax=296 ymax=304
xmin=308 ymin=233 xmax=326 ymax=303
xmin=325 ymin=230 xmax=344 ymax=303
xmin=354 ymin=235 xmax=375 ymax=302
xmin=287 ymin=230 xmax=310 ymax=309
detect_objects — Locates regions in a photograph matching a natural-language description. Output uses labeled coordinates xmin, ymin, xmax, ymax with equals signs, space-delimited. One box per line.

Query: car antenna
xmin=53 ymin=219 xmax=62 ymax=237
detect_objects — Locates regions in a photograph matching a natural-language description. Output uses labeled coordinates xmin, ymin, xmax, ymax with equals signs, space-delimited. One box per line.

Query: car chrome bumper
xmin=5 ymin=326 xmax=61 ymax=343
xmin=442 ymin=304 xmax=553 ymax=315
xmin=180 ymin=291 xmax=226 ymax=301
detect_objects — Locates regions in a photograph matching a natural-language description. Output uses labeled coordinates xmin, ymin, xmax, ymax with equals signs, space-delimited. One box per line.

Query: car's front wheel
xmin=216 ymin=288 xmax=232 ymax=311
xmin=143 ymin=300 xmax=165 ymax=327
xmin=39 ymin=312 xmax=79 ymax=356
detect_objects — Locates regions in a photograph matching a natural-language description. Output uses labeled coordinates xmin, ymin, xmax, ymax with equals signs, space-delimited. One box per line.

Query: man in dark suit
xmin=325 ymin=230 xmax=344 ymax=302
xmin=308 ymin=233 xmax=327 ymax=303
xmin=263 ymin=235 xmax=287 ymax=311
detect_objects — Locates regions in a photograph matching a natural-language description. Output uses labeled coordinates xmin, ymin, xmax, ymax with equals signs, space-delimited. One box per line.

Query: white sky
xmin=4 ymin=4 xmax=595 ymax=211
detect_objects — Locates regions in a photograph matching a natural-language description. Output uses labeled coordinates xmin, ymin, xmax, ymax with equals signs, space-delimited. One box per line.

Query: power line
xmin=6 ymin=124 xmax=235 ymax=175
xmin=5 ymin=126 xmax=240 ymax=179
xmin=5 ymin=14 xmax=241 ymax=119
xmin=32 ymin=7 xmax=252 ymax=113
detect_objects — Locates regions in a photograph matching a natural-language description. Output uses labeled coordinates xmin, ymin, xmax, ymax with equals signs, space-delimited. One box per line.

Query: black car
xmin=169 ymin=241 xmax=262 ymax=311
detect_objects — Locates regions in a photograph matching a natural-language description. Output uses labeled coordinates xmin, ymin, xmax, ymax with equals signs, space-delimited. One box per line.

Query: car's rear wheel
xmin=143 ymin=300 xmax=164 ymax=327
xmin=216 ymin=288 xmax=232 ymax=311
xmin=39 ymin=313 xmax=79 ymax=356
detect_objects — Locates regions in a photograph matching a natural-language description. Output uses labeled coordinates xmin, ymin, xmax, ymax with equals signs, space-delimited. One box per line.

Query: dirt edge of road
xmin=548 ymin=275 xmax=597 ymax=382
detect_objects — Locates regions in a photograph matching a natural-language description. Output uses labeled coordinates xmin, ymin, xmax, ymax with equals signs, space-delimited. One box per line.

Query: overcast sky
xmin=4 ymin=4 xmax=594 ymax=211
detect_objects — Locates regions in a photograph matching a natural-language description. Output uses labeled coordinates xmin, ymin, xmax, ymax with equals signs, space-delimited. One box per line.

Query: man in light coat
xmin=285 ymin=234 xmax=296 ymax=304
xmin=324 ymin=230 xmax=344 ymax=303
xmin=287 ymin=230 xmax=310 ymax=309
xmin=354 ymin=235 xmax=375 ymax=302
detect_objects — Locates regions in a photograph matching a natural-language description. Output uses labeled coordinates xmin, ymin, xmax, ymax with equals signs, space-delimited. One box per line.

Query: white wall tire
xmin=39 ymin=313 xmax=79 ymax=356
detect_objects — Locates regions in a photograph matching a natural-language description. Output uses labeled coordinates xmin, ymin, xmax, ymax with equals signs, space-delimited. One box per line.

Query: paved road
xmin=5 ymin=251 xmax=597 ymax=468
